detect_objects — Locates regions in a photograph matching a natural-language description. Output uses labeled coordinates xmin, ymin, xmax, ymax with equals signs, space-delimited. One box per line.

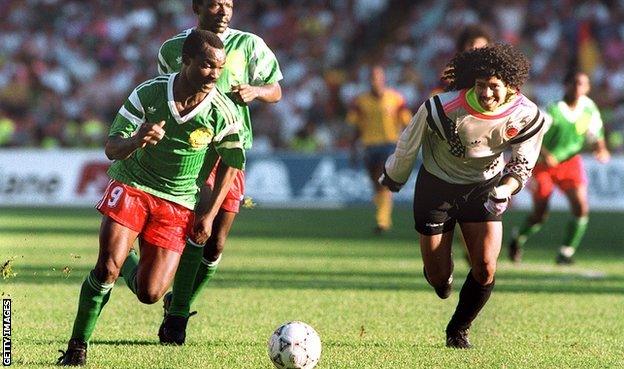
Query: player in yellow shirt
xmin=347 ymin=65 xmax=411 ymax=233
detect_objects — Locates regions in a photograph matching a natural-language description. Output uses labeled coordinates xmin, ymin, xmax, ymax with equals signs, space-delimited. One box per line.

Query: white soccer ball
xmin=267 ymin=321 xmax=321 ymax=369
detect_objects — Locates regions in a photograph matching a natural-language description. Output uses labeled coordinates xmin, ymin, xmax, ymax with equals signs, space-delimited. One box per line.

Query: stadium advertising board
xmin=0 ymin=150 xmax=622 ymax=209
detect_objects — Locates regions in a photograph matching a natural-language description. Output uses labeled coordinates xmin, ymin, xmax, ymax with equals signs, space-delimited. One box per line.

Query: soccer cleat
xmin=508 ymin=238 xmax=523 ymax=263
xmin=57 ymin=339 xmax=87 ymax=366
xmin=445 ymin=328 xmax=472 ymax=349
xmin=373 ymin=225 xmax=388 ymax=235
xmin=423 ymin=267 xmax=453 ymax=299
xmin=555 ymin=253 xmax=574 ymax=265
xmin=158 ymin=314 xmax=195 ymax=345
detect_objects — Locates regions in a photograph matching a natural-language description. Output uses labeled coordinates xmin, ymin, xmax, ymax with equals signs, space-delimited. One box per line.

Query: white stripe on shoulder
xmin=158 ymin=52 xmax=172 ymax=74
xmin=213 ymin=92 xmax=238 ymax=125
xmin=216 ymin=141 xmax=244 ymax=150
xmin=428 ymin=97 xmax=447 ymax=139
xmin=136 ymin=77 xmax=168 ymax=90
xmin=128 ymin=89 xmax=144 ymax=116
xmin=119 ymin=106 xmax=145 ymax=126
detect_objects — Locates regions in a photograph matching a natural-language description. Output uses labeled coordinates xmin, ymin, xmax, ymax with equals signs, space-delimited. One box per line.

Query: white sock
xmin=559 ymin=246 xmax=575 ymax=258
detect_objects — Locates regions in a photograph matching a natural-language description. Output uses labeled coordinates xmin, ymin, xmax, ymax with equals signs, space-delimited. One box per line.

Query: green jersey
xmin=542 ymin=95 xmax=604 ymax=162
xmin=107 ymin=73 xmax=245 ymax=209
xmin=158 ymin=27 xmax=283 ymax=149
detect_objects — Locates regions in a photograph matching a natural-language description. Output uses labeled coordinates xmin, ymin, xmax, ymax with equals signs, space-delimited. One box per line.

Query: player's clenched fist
xmin=189 ymin=214 xmax=213 ymax=245
xmin=231 ymin=84 xmax=258 ymax=104
xmin=134 ymin=121 xmax=166 ymax=148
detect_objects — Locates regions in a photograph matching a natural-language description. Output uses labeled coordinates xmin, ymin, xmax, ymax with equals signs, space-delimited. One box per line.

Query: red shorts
xmin=206 ymin=160 xmax=245 ymax=213
xmin=96 ymin=180 xmax=193 ymax=253
xmin=530 ymin=154 xmax=587 ymax=201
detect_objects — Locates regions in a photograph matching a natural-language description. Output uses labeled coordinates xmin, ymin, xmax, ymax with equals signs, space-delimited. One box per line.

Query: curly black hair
xmin=455 ymin=24 xmax=493 ymax=52
xmin=442 ymin=43 xmax=530 ymax=92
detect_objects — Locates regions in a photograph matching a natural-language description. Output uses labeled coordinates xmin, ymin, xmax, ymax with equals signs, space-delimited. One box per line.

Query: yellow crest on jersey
xmin=188 ymin=127 xmax=214 ymax=149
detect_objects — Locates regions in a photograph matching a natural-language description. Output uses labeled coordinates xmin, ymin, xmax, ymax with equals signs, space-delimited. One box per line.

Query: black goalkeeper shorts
xmin=413 ymin=165 xmax=502 ymax=235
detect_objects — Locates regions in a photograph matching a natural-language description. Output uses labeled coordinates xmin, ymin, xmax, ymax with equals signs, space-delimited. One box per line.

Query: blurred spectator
xmin=1 ymin=0 xmax=624 ymax=153
xmin=0 ymin=113 xmax=16 ymax=147
xmin=290 ymin=121 xmax=322 ymax=153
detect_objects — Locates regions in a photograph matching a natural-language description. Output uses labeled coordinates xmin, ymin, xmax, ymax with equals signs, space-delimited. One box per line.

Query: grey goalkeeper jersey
xmin=385 ymin=89 xmax=545 ymax=192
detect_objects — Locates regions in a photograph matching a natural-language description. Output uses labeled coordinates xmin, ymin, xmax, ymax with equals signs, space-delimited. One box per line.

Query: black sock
xmin=446 ymin=270 xmax=495 ymax=332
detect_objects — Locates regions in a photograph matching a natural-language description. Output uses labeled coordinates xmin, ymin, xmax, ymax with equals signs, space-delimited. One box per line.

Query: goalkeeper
xmin=379 ymin=44 xmax=545 ymax=349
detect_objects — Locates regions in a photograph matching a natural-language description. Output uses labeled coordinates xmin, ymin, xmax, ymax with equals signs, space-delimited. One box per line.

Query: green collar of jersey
xmin=466 ymin=87 xmax=517 ymax=115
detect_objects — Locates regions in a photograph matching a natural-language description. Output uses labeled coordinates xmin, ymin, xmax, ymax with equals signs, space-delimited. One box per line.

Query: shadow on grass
xmin=7 ymin=265 xmax=624 ymax=295
xmin=4 ymin=209 xmax=624 ymax=249
xmin=91 ymin=339 xmax=160 ymax=346
xmin=24 ymin=338 xmax=159 ymax=346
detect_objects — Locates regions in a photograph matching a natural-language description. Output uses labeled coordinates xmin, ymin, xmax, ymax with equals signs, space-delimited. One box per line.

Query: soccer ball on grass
xmin=267 ymin=321 xmax=321 ymax=369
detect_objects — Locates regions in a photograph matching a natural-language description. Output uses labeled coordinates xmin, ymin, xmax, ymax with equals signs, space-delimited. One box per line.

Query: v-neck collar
xmin=558 ymin=96 xmax=587 ymax=122
xmin=167 ymin=73 xmax=216 ymax=124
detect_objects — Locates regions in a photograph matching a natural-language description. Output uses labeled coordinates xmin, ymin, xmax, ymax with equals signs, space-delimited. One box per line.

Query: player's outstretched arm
xmin=231 ymin=82 xmax=282 ymax=104
xmin=105 ymin=121 xmax=166 ymax=160
xmin=593 ymin=138 xmax=610 ymax=163
xmin=191 ymin=162 xmax=240 ymax=244
xmin=383 ymin=103 xmax=427 ymax=184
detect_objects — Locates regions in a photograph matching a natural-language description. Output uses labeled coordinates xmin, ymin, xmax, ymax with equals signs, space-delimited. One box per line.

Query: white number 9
xmin=107 ymin=186 xmax=124 ymax=207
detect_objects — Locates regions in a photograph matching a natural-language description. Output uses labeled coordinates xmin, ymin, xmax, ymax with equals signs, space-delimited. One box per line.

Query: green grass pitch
xmin=1 ymin=207 xmax=623 ymax=368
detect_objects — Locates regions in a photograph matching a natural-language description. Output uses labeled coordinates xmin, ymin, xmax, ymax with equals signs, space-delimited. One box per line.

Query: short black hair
xmin=563 ymin=69 xmax=586 ymax=85
xmin=455 ymin=24 xmax=493 ymax=52
xmin=442 ymin=43 xmax=530 ymax=91
xmin=182 ymin=29 xmax=224 ymax=59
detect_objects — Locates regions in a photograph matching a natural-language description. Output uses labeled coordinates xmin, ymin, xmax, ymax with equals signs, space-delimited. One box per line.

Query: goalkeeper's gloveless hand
xmin=378 ymin=169 xmax=403 ymax=192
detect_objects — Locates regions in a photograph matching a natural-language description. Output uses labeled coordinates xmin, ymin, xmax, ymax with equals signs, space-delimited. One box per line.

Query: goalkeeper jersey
xmin=158 ymin=27 xmax=283 ymax=149
xmin=541 ymin=95 xmax=604 ymax=162
xmin=385 ymin=88 xmax=545 ymax=192
xmin=107 ymin=73 xmax=245 ymax=209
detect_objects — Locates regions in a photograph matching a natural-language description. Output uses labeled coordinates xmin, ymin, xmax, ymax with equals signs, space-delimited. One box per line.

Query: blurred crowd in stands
xmin=2 ymin=0 xmax=624 ymax=152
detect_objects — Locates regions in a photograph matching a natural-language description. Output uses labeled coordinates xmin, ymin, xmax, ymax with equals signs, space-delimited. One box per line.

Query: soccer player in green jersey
xmin=380 ymin=44 xmax=544 ymax=348
xmin=155 ymin=0 xmax=283 ymax=345
xmin=57 ymin=30 xmax=245 ymax=366
xmin=508 ymin=71 xmax=610 ymax=264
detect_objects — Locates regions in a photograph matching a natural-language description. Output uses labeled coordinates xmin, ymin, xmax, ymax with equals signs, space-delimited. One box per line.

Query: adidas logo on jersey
xmin=147 ymin=106 xmax=157 ymax=114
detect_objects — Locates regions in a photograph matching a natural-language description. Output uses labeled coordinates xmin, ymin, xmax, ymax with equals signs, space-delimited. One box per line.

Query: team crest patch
xmin=188 ymin=127 xmax=214 ymax=149
xmin=504 ymin=122 xmax=521 ymax=139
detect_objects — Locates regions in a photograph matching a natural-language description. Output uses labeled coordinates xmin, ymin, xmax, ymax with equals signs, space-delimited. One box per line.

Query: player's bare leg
xmin=461 ymin=222 xmax=501 ymax=285
xmin=419 ymin=230 xmax=454 ymax=299
xmin=367 ymin=161 xmax=393 ymax=233
xmin=135 ymin=239 xmax=181 ymax=304
xmin=195 ymin=209 xmax=236 ymax=297
xmin=95 ymin=216 xmax=140 ymax=283
xmin=58 ymin=217 xmax=138 ymax=366
xmin=445 ymin=221 xmax=501 ymax=349
xmin=189 ymin=184 xmax=238 ymax=306
xmin=557 ymin=185 xmax=589 ymax=264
